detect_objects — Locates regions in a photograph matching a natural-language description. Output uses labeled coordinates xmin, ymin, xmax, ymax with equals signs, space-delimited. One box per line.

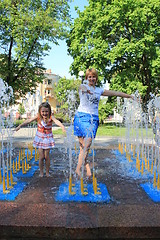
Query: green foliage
xmin=0 ymin=0 xmax=70 ymax=101
xmin=18 ymin=103 xmax=25 ymax=115
xmin=98 ymin=99 xmax=114 ymax=124
xmin=54 ymin=112 xmax=70 ymax=123
xmin=13 ymin=119 xmax=36 ymax=127
xmin=13 ymin=119 xmax=23 ymax=127
xmin=54 ymin=77 xmax=81 ymax=116
xmin=67 ymin=0 xmax=160 ymax=103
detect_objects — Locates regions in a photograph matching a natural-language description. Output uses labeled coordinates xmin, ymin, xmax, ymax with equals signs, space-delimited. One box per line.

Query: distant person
xmin=74 ymin=68 xmax=134 ymax=178
xmin=15 ymin=102 xmax=66 ymax=177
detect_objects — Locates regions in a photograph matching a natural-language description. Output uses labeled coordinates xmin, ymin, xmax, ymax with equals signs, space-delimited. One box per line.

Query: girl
xmin=15 ymin=102 xmax=66 ymax=177
xmin=74 ymin=68 xmax=134 ymax=178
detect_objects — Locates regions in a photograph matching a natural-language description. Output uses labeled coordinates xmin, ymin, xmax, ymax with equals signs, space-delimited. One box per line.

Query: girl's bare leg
xmin=44 ymin=149 xmax=50 ymax=177
xmin=38 ymin=149 xmax=44 ymax=177
xmin=76 ymin=137 xmax=92 ymax=177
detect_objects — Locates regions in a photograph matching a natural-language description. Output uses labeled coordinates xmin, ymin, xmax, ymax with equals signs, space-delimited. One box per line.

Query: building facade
xmin=39 ymin=69 xmax=61 ymax=113
xmin=8 ymin=69 xmax=61 ymax=119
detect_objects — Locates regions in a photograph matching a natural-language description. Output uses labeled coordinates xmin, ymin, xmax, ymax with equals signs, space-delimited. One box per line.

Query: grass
xmin=52 ymin=128 xmax=66 ymax=135
xmin=96 ymin=125 xmax=126 ymax=136
xmin=53 ymin=123 xmax=154 ymax=138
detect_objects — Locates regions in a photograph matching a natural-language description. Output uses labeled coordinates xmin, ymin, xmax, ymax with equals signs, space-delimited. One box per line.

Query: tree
xmin=18 ymin=103 xmax=25 ymax=119
xmin=67 ymin=0 xmax=160 ymax=103
xmin=0 ymin=0 xmax=70 ymax=101
xmin=99 ymin=98 xmax=114 ymax=124
xmin=54 ymin=77 xmax=81 ymax=117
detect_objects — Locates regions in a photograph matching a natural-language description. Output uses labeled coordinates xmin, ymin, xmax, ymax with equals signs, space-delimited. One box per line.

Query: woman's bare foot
xmin=39 ymin=173 xmax=43 ymax=177
xmin=86 ymin=163 xmax=92 ymax=177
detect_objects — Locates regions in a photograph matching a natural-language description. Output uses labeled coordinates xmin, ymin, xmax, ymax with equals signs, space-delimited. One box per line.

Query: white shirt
xmin=77 ymin=84 xmax=104 ymax=116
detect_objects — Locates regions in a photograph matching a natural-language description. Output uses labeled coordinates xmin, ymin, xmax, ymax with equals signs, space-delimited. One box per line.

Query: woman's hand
xmin=80 ymin=85 xmax=93 ymax=95
xmin=82 ymin=89 xmax=93 ymax=95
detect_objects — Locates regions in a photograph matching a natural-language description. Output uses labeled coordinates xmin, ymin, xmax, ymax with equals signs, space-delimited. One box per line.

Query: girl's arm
xmin=52 ymin=116 xmax=66 ymax=133
xmin=102 ymin=90 xmax=134 ymax=99
xmin=15 ymin=115 xmax=38 ymax=131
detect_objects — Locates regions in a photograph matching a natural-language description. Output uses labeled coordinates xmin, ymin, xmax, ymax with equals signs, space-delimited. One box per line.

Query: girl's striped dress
xmin=33 ymin=117 xmax=55 ymax=149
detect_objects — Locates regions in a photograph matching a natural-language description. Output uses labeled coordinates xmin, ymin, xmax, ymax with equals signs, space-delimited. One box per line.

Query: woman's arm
xmin=102 ymin=89 xmax=134 ymax=99
xmin=15 ymin=115 xmax=38 ymax=131
xmin=79 ymin=84 xmax=93 ymax=94
xmin=52 ymin=116 xmax=66 ymax=133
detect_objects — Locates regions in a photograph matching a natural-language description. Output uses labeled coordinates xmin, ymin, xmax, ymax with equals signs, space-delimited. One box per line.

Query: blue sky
xmin=42 ymin=0 xmax=89 ymax=79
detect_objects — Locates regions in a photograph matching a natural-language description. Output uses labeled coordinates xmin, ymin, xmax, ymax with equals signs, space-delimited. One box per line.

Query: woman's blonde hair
xmin=38 ymin=102 xmax=51 ymax=119
xmin=85 ymin=68 xmax=98 ymax=81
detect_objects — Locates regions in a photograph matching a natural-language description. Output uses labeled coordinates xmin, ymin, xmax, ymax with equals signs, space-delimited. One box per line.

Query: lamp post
xmin=79 ymin=71 xmax=84 ymax=83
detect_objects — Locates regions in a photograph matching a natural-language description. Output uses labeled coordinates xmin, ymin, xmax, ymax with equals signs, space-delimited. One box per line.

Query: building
xmin=39 ymin=69 xmax=61 ymax=113
xmin=8 ymin=69 xmax=61 ymax=119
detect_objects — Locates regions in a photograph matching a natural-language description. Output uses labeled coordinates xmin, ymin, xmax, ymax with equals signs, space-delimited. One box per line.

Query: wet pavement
xmin=0 ymin=135 xmax=160 ymax=239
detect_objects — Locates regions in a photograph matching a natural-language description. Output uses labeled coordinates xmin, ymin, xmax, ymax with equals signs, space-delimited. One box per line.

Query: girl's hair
xmin=38 ymin=102 xmax=51 ymax=119
xmin=85 ymin=68 xmax=98 ymax=80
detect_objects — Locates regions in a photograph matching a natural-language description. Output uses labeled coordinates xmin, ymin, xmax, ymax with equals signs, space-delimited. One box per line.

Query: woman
xmin=74 ymin=68 xmax=134 ymax=177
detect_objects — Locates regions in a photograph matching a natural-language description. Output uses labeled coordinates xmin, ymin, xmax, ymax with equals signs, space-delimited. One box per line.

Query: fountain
xmin=0 ymin=78 xmax=15 ymax=194
xmin=0 ymin=78 xmax=39 ymax=200
xmin=1 ymin=76 xmax=160 ymax=239
xmin=114 ymin=93 xmax=160 ymax=202
xmin=0 ymin=75 xmax=160 ymax=203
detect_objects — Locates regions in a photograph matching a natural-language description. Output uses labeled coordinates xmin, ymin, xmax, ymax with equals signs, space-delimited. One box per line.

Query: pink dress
xmin=33 ymin=117 xmax=55 ymax=149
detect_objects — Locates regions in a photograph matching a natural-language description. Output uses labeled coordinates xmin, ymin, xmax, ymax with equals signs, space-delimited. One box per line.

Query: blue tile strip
xmin=13 ymin=166 xmax=39 ymax=178
xmin=0 ymin=150 xmax=39 ymax=201
xmin=140 ymin=183 xmax=160 ymax=202
xmin=113 ymin=149 xmax=160 ymax=202
xmin=55 ymin=181 xmax=110 ymax=203
xmin=0 ymin=182 xmax=27 ymax=201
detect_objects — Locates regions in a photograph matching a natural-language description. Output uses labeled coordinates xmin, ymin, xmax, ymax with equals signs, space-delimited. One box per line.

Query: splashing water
xmin=0 ymin=78 xmax=14 ymax=182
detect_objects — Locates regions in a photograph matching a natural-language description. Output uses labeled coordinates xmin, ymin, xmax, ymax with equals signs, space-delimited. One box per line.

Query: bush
xmin=13 ymin=119 xmax=37 ymax=127
xmin=54 ymin=112 xmax=70 ymax=123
